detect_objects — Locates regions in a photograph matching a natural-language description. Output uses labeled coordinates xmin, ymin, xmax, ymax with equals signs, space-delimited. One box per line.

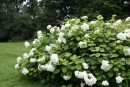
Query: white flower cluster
xmin=125 ymin=17 xmax=130 ymax=22
xmin=101 ymin=60 xmax=111 ymax=72
xmin=81 ymin=23 xmax=89 ymax=31
xmin=115 ymin=76 xmax=123 ymax=83
xmin=24 ymin=41 xmax=30 ymax=48
xmin=74 ymin=71 xmax=97 ymax=86
xmin=84 ymin=73 xmax=97 ymax=86
xmin=63 ymin=75 xmax=71 ymax=81
xmin=101 ymin=80 xmax=109 ymax=86
xmin=23 ymin=53 xmax=29 ymax=59
xmin=37 ymin=31 xmax=43 ymax=40
xmin=78 ymin=41 xmax=87 ymax=48
xmin=45 ymin=44 xmax=53 ymax=52
xmin=22 ymin=67 xmax=29 ymax=75
xmin=84 ymin=34 xmax=89 ymax=39
xmin=113 ymin=19 xmax=122 ymax=27
xmin=29 ymin=48 xmax=36 ymax=57
xmin=89 ymin=20 xmax=97 ymax=25
xmin=37 ymin=56 xmax=45 ymax=62
xmin=117 ymin=29 xmax=130 ymax=40
xmin=32 ymin=39 xmax=41 ymax=47
xmin=30 ymin=58 xmax=37 ymax=63
xmin=40 ymin=62 xmax=55 ymax=72
xmin=57 ymin=32 xmax=66 ymax=44
xmin=50 ymin=54 xmax=59 ymax=64
xmin=82 ymin=63 xmax=89 ymax=69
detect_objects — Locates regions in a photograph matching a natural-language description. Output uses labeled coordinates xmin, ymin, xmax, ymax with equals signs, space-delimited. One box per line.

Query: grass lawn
xmin=0 ymin=42 xmax=44 ymax=87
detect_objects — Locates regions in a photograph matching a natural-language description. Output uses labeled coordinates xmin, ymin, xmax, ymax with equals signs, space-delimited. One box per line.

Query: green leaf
xmin=100 ymin=48 xmax=105 ymax=52
xmin=67 ymin=84 xmax=72 ymax=87
xmin=76 ymin=65 xmax=82 ymax=70
xmin=62 ymin=67 xmax=67 ymax=73
xmin=95 ymin=47 xmax=100 ymax=51
xmin=112 ymin=54 xmax=118 ymax=58
xmin=91 ymin=65 xmax=97 ymax=69
xmin=97 ymin=76 xmax=102 ymax=80
xmin=67 ymin=71 xmax=72 ymax=76
xmin=76 ymin=37 xmax=80 ymax=41
xmin=62 ymin=61 xmax=68 ymax=66
xmin=95 ymin=53 xmax=100 ymax=57
xmin=108 ymin=72 xmax=113 ymax=77
xmin=62 ymin=85 xmax=66 ymax=87
xmin=70 ymin=55 xmax=77 ymax=60
xmin=64 ymin=53 xmax=71 ymax=57
xmin=98 ymin=58 xmax=103 ymax=63
xmin=114 ymin=67 xmax=119 ymax=71
xmin=54 ymin=69 xmax=60 ymax=74
xmin=121 ymin=66 xmax=125 ymax=70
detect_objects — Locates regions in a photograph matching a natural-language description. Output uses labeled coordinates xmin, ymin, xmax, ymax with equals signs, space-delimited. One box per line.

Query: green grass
xmin=0 ymin=42 xmax=44 ymax=87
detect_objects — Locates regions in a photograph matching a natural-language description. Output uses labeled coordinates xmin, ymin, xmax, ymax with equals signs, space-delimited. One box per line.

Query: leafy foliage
xmin=15 ymin=15 xmax=130 ymax=86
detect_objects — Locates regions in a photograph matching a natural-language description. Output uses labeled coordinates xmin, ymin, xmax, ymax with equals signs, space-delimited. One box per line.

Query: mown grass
xmin=0 ymin=42 xmax=44 ymax=87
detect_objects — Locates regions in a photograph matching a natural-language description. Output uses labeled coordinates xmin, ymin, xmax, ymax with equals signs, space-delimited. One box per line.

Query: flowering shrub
xmin=15 ymin=15 xmax=130 ymax=87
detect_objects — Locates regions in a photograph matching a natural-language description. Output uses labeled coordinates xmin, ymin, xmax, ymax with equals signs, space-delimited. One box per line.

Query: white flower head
xmin=84 ymin=73 xmax=97 ymax=86
xmin=61 ymin=25 xmax=65 ymax=30
xmin=40 ymin=65 xmax=46 ymax=70
xmin=38 ymin=35 xmax=43 ymax=40
xmin=82 ymin=63 xmax=89 ymax=69
xmin=89 ymin=20 xmax=97 ymax=25
xmin=37 ymin=31 xmax=42 ymax=36
xmin=47 ymin=25 xmax=52 ymax=29
xmin=116 ymin=76 xmax=123 ymax=83
xmin=24 ymin=41 xmax=30 ymax=48
xmin=74 ymin=71 xmax=87 ymax=79
xmin=45 ymin=63 xmax=55 ymax=72
xmin=82 ymin=16 xmax=88 ymax=19
xmin=63 ymin=75 xmax=71 ymax=81
xmin=102 ymin=80 xmax=109 ymax=86
xmin=68 ymin=30 xmax=73 ymax=37
xmin=78 ymin=41 xmax=87 ymax=48
xmin=81 ymin=23 xmax=89 ymax=31
xmin=28 ymin=48 xmax=36 ymax=57
xmin=50 ymin=28 xmax=55 ymax=33
xmin=71 ymin=19 xmax=75 ymax=22
xmin=84 ymin=34 xmax=89 ymax=39
xmin=30 ymin=58 xmax=37 ymax=63
xmin=101 ymin=60 xmax=111 ymax=72
xmin=124 ymin=29 xmax=130 ymax=33
xmin=22 ymin=68 xmax=29 ymax=75
xmin=125 ymin=17 xmax=130 ymax=22
xmin=15 ymin=64 xmax=19 ymax=69
xmin=17 ymin=57 xmax=22 ymax=63
xmin=59 ymin=32 xmax=64 ymax=38
xmin=45 ymin=45 xmax=52 ymax=52
xmin=105 ymin=23 xmax=111 ymax=26
xmin=117 ymin=32 xmax=127 ymax=40
xmin=23 ymin=53 xmax=29 ymax=59
xmin=113 ymin=19 xmax=122 ymax=27
xmin=65 ymin=23 xmax=71 ymax=27
xmin=37 ymin=56 xmax=45 ymax=62
xmin=32 ymin=39 xmax=41 ymax=46
xmin=57 ymin=37 xmax=66 ymax=44
xmin=50 ymin=54 xmax=59 ymax=64
xmin=126 ymin=33 xmax=130 ymax=38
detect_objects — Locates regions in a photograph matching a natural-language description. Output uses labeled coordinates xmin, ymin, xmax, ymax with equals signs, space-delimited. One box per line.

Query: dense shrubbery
xmin=15 ymin=15 xmax=130 ymax=86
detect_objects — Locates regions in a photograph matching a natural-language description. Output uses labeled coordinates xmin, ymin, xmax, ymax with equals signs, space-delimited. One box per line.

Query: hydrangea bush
xmin=15 ymin=15 xmax=130 ymax=87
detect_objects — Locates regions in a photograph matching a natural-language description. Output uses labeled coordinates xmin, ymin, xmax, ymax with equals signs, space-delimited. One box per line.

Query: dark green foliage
xmin=0 ymin=0 xmax=130 ymax=41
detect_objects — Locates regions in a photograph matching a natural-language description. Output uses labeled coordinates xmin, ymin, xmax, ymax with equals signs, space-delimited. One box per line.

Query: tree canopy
xmin=0 ymin=0 xmax=130 ymax=41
